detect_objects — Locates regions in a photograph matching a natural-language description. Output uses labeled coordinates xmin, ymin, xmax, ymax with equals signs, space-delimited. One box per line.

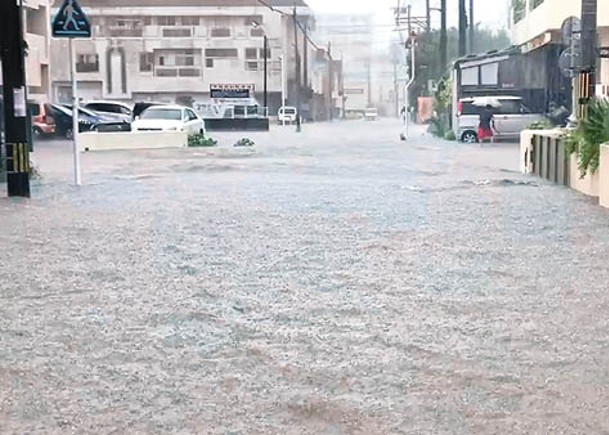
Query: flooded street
xmin=2 ymin=120 xmax=609 ymax=433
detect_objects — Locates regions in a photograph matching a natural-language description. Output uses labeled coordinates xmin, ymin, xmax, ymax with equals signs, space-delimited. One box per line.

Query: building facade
xmin=50 ymin=0 xmax=327 ymax=116
xmin=512 ymin=0 xmax=609 ymax=94
xmin=0 ymin=0 xmax=51 ymax=101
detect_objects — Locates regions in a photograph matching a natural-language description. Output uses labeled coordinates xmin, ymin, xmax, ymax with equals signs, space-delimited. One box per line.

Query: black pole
xmin=440 ymin=0 xmax=447 ymax=71
xmin=263 ymin=35 xmax=268 ymax=113
xmin=458 ymin=0 xmax=467 ymax=57
xmin=425 ymin=0 xmax=431 ymax=33
xmin=0 ymin=0 xmax=31 ymax=198
xmin=580 ymin=0 xmax=597 ymax=117
xmin=293 ymin=8 xmax=301 ymax=132
xmin=469 ymin=0 xmax=475 ymax=53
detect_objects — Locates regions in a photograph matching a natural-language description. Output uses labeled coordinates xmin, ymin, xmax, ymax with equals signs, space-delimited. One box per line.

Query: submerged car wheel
xmin=461 ymin=131 xmax=478 ymax=144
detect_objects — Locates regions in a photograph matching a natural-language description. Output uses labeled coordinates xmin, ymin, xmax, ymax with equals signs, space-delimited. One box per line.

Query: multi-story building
xmin=512 ymin=0 xmax=609 ymax=96
xmin=50 ymin=0 xmax=324 ymax=115
xmin=0 ymin=0 xmax=51 ymax=101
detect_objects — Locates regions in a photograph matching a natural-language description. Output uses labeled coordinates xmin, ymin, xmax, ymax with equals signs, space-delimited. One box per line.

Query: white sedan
xmin=132 ymin=105 xmax=206 ymax=135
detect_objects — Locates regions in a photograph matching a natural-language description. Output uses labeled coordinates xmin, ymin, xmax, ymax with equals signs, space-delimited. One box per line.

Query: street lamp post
xmin=252 ymin=21 xmax=269 ymax=116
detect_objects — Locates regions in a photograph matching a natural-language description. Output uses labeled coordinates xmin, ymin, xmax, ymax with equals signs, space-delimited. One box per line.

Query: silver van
xmin=455 ymin=96 xmax=544 ymax=143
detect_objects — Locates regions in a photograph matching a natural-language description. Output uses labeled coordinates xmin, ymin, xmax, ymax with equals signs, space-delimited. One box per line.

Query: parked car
xmin=83 ymin=101 xmax=132 ymax=123
xmin=131 ymin=105 xmax=205 ymax=134
xmin=455 ymin=96 xmax=544 ymax=143
xmin=27 ymin=102 xmax=55 ymax=136
xmin=50 ymin=105 xmax=130 ymax=139
xmin=364 ymin=107 xmax=378 ymax=121
xmin=132 ymin=102 xmax=168 ymax=120
xmin=278 ymin=106 xmax=298 ymax=124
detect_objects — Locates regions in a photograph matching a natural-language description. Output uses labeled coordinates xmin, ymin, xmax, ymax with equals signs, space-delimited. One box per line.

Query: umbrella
xmin=471 ymin=97 xmax=502 ymax=108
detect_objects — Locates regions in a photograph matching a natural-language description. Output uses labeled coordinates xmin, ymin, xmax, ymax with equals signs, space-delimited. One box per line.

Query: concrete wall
xmin=80 ymin=131 xmax=187 ymax=151
xmin=523 ymin=130 xmax=609 ymax=209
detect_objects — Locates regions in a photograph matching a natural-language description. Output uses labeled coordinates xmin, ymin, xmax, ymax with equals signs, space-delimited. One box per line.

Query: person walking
xmin=477 ymin=104 xmax=497 ymax=145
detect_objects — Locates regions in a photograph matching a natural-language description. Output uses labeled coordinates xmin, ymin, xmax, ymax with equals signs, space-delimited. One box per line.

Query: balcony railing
xmin=154 ymin=66 xmax=201 ymax=77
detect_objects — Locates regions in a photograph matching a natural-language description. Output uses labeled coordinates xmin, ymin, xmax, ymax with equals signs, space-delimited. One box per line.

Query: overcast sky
xmin=306 ymin=0 xmax=511 ymax=30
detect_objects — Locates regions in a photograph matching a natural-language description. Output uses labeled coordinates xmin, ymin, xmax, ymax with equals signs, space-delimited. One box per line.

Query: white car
xmin=132 ymin=105 xmax=206 ymax=135
xmin=278 ymin=106 xmax=298 ymax=124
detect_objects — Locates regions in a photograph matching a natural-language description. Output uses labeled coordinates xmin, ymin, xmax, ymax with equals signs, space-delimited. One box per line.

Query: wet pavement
xmin=1 ymin=119 xmax=609 ymax=434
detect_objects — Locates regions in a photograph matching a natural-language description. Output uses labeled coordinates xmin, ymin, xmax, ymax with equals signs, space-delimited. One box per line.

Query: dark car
xmin=52 ymin=105 xmax=131 ymax=139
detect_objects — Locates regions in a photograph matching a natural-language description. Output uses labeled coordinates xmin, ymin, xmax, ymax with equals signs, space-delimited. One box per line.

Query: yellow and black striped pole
xmin=0 ymin=0 xmax=31 ymax=197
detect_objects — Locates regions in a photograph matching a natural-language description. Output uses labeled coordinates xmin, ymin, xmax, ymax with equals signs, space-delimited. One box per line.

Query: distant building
xmin=0 ymin=0 xmax=51 ymax=101
xmin=315 ymin=13 xmax=396 ymax=117
xmin=50 ymin=0 xmax=332 ymax=116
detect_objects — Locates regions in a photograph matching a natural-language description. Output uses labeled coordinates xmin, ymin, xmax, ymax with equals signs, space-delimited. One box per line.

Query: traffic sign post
xmin=52 ymin=0 xmax=91 ymax=187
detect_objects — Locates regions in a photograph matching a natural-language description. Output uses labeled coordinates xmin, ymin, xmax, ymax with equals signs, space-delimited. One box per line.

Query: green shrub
xmin=564 ymin=98 xmax=609 ymax=177
xmin=527 ymin=118 xmax=554 ymax=130
xmin=444 ymin=130 xmax=456 ymax=141
xmin=188 ymin=133 xmax=217 ymax=147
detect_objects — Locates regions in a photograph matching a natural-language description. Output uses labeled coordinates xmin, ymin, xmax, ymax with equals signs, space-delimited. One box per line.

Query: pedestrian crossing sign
xmin=52 ymin=0 xmax=91 ymax=38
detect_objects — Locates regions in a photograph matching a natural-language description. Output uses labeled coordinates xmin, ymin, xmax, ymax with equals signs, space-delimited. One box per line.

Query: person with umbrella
xmin=478 ymin=104 xmax=498 ymax=145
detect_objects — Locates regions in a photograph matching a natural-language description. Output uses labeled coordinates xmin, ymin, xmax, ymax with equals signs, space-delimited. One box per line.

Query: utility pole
xmin=328 ymin=42 xmax=333 ymax=121
xmin=293 ymin=8 xmax=301 ymax=132
xmin=469 ymin=0 xmax=475 ymax=53
xmin=0 ymin=0 xmax=31 ymax=197
xmin=580 ymin=0 xmax=597 ymax=107
xmin=425 ymin=0 xmax=431 ymax=33
xmin=263 ymin=35 xmax=268 ymax=114
xmin=458 ymin=0 xmax=467 ymax=57
xmin=440 ymin=0 xmax=447 ymax=71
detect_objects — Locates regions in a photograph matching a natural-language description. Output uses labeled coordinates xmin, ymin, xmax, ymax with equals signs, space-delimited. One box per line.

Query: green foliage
xmin=527 ymin=118 xmax=554 ymax=130
xmin=188 ymin=133 xmax=217 ymax=147
xmin=564 ymin=98 xmax=609 ymax=177
xmin=234 ymin=138 xmax=255 ymax=147
xmin=444 ymin=130 xmax=456 ymax=141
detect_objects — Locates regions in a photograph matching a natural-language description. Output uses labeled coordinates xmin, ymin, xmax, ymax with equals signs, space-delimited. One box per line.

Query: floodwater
xmin=1 ymin=120 xmax=609 ymax=433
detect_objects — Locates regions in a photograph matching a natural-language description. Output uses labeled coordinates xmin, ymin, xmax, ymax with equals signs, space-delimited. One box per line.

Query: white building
xmin=50 ymin=0 xmax=320 ymax=114
xmin=0 ymin=0 xmax=51 ymax=101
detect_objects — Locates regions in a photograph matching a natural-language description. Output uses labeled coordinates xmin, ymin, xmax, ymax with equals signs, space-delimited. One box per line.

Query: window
xmin=206 ymin=58 xmax=215 ymax=68
xmin=211 ymin=28 xmax=231 ymax=38
xmin=76 ymin=54 xmax=99 ymax=73
xmin=245 ymin=48 xmax=258 ymax=59
xmin=186 ymin=109 xmax=198 ymax=121
xmin=246 ymin=61 xmax=259 ymax=71
xmin=205 ymin=49 xmax=238 ymax=58
xmin=158 ymin=16 xmax=176 ymax=26
xmin=530 ymin=0 xmax=544 ymax=10
xmin=181 ymin=16 xmax=199 ymax=26
xmin=140 ymin=53 xmax=153 ymax=72
xmin=496 ymin=100 xmax=522 ymax=115
xmin=163 ymin=28 xmax=192 ymax=37
xmin=512 ymin=0 xmax=526 ymax=23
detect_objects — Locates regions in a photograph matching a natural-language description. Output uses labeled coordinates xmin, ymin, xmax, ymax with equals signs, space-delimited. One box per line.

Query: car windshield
xmin=140 ymin=108 xmax=182 ymax=120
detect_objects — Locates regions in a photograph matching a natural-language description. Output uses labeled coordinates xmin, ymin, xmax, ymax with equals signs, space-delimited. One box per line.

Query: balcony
xmin=154 ymin=67 xmax=201 ymax=78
